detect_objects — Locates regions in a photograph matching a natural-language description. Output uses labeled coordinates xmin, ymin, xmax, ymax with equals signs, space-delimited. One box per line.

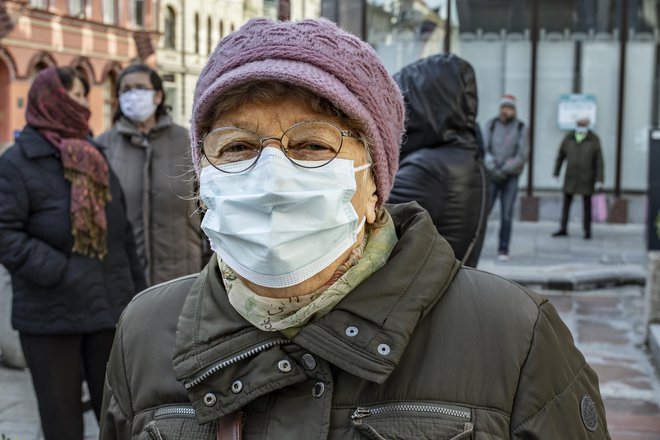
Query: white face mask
xmin=199 ymin=148 xmax=370 ymax=288
xmin=119 ymin=89 xmax=157 ymax=122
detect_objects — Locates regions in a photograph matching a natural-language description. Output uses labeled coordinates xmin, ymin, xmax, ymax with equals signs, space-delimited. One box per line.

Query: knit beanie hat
xmin=499 ymin=94 xmax=516 ymax=108
xmin=191 ymin=17 xmax=405 ymax=206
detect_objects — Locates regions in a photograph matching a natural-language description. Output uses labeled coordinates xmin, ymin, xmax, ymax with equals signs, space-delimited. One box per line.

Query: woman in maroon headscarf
xmin=0 ymin=66 xmax=145 ymax=439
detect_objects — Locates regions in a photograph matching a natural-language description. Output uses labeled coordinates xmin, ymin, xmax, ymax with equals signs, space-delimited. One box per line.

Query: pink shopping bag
xmin=592 ymin=192 xmax=608 ymax=223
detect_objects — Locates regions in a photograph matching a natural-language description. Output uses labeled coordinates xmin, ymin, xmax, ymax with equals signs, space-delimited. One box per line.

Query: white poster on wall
xmin=557 ymin=94 xmax=598 ymax=130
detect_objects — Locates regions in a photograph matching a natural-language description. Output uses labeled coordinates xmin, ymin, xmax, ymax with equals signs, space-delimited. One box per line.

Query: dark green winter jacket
xmin=100 ymin=202 xmax=610 ymax=439
xmin=553 ymin=131 xmax=604 ymax=195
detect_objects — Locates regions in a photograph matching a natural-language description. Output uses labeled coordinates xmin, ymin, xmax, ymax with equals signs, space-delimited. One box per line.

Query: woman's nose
xmin=261 ymin=138 xmax=283 ymax=150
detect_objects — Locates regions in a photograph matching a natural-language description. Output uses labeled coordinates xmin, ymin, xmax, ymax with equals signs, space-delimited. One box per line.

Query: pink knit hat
xmin=191 ymin=17 xmax=405 ymax=206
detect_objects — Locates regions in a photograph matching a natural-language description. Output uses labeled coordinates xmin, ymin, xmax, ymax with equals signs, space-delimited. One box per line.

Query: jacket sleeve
xmin=100 ymin=320 xmax=134 ymax=439
xmin=594 ymin=137 xmax=604 ymax=183
xmin=510 ymin=301 xmax=610 ymax=439
xmin=553 ymin=137 xmax=567 ymax=177
xmin=502 ymin=123 xmax=528 ymax=175
xmin=0 ymin=157 xmax=69 ymax=287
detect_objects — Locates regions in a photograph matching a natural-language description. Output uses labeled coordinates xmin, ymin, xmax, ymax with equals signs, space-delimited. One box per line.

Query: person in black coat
xmin=388 ymin=53 xmax=487 ymax=267
xmin=0 ymin=67 xmax=145 ymax=440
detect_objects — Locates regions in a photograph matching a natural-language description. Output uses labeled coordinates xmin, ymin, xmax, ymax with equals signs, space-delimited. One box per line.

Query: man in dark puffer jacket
xmin=388 ymin=53 xmax=487 ymax=267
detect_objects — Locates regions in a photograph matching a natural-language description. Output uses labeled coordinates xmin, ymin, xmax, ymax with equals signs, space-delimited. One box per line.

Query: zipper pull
xmin=351 ymin=407 xmax=371 ymax=425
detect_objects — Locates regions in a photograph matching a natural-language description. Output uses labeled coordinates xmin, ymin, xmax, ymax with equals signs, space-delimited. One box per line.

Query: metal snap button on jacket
xmin=312 ymin=382 xmax=325 ymax=398
xmin=301 ymin=353 xmax=317 ymax=370
xmin=277 ymin=359 xmax=292 ymax=373
xmin=377 ymin=343 xmax=391 ymax=355
xmin=231 ymin=380 xmax=243 ymax=394
xmin=203 ymin=393 xmax=217 ymax=406
xmin=345 ymin=326 xmax=359 ymax=337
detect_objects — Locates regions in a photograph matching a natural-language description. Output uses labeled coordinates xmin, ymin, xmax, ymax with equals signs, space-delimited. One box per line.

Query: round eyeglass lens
xmin=203 ymin=127 xmax=262 ymax=173
xmin=282 ymin=121 xmax=343 ymax=167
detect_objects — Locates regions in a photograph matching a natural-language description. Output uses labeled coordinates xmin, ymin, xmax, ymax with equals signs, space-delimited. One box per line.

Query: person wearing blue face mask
xmin=100 ymin=19 xmax=609 ymax=440
xmin=96 ymin=64 xmax=202 ymax=286
xmin=552 ymin=117 xmax=604 ymax=239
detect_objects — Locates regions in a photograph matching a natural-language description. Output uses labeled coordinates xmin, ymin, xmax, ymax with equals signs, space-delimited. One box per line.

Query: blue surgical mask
xmin=575 ymin=126 xmax=588 ymax=134
xmin=119 ymin=89 xmax=157 ymax=122
xmin=199 ymin=148 xmax=370 ymax=288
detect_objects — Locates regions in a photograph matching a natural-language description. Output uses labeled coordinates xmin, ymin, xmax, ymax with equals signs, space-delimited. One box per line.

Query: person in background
xmin=0 ymin=67 xmax=144 ymax=440
xmin=388 ymin=53 xmax=487 ymax=267
xmin=483 ymin=94 xmax=528 ymax=262
xmin=100 ymin=18 xmax=609 ymax=439
xmin=96 ymin=64 xmax=202 ymax=286
xmin=552 ymin=117 xmax=604 ymax=239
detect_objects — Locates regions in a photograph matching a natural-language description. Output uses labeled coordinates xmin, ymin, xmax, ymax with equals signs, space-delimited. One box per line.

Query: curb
xmin=649 ymin=324 xmax=660 ymax=377
xmin=479 ymin=264 xmax=646 ymax=290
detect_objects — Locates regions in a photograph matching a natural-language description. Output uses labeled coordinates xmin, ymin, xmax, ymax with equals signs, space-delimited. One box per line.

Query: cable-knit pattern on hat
xmin=191 ymin=18 xmax=405 ymax=205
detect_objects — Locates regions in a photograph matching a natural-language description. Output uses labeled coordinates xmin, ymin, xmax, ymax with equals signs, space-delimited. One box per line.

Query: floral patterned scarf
xmin=221 ymin=211 xmax=398 ymax=337
xmin=25 ymin=67 xmax=111 ymax=259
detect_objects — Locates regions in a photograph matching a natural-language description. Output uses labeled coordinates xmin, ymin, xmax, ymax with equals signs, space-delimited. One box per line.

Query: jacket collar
xmin=171 ymin=202 xmax=460 ymax=420
xmin=17 ymin=126 xmax=57 ymax=159
xmin=115 ymin=114 xmax=172 ymax=138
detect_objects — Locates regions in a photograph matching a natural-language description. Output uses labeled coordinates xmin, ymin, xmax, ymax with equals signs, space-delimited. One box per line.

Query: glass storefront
xmin=365 ymin=0 xmax=660 ymax=193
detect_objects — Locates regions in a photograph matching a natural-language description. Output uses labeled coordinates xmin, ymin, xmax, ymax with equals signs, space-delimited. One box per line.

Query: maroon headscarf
xmin=25 ymin=67 xmax=111 ymax=259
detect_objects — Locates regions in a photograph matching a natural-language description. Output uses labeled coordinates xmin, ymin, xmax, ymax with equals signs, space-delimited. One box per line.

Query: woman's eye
xmin=222 ymin=142 xmax=256 ymax=153
xmin=291 ymin=142 xmax=332 ymax=151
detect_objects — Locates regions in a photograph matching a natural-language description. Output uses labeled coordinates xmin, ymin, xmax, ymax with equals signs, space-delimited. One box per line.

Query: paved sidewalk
xmin=478 ymin=220 xmax=647 ymax=289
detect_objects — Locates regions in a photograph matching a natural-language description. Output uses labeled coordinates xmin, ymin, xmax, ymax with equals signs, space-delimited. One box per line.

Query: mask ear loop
xmin=354 ymin=163 xmax=371 ymax=173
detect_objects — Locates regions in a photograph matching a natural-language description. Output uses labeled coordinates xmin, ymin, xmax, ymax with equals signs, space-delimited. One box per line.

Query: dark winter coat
xmin=0 ymin=126 xmax=145 ymax=334
xmin=388 ymin=53 xmax=486 ymax=267
xmin=100 ymin=203 xmax=609 ymax=440
xmin=95 ymin=116 xmax=202 ymax=286
xmin=553 ymin=130 xmax=604 ymax=195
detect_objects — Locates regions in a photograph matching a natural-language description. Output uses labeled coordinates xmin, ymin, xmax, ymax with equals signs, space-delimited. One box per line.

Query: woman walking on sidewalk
xmin=0 ymin=67 xmax=145 ymax=440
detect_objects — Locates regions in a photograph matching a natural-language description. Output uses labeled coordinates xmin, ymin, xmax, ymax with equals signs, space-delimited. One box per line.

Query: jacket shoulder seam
xmin=128 ymin=273 xmax=199 ymax=305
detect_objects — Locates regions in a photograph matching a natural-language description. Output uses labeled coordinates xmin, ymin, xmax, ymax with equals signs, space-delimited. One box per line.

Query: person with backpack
xmin=483 ymin=95 xmax=528 ymax=261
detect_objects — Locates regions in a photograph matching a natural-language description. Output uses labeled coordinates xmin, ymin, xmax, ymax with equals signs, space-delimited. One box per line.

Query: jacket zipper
xmin=184 ymin=338 xmax=291 ymax=389
xmin=154 ymin=405 xmax=196 ymax=418
xmin=351 ymin=403 xmax=471 ymax=425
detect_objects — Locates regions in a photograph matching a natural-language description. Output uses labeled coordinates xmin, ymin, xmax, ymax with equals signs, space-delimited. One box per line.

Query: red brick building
xmin=0 ymin=0 xmax=160 ymax=149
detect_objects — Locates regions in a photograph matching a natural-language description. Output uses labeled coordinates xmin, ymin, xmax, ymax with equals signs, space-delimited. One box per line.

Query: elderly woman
xmin=100 ymin=18 xmax=610 ymax=439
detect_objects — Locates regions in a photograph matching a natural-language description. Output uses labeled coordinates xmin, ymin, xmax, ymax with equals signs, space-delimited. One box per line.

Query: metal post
xmin=444 ymin=0 xmax=452 ymax=53
xmin=615 ymin=0 xmax=628 ymax=198
xmin=527 ymin=0 xmax=539 ymax=198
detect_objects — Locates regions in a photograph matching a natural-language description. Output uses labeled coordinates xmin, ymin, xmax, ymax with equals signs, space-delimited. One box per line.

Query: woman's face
xmin=67 ymin=77 xmax=89 ymax=109
xmin=118 ymin=72 xmax=163 ymax=105
xmin=208 ymin=95 xmax=379 ymax=297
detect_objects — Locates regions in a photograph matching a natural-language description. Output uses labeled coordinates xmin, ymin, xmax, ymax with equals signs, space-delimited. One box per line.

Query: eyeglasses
xmin=201 ymin=120 xmax=358 ymax=173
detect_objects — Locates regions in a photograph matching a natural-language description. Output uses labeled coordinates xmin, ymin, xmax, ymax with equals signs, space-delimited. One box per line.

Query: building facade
xmin=0 ymin=0 xmax=160 ymax=150
xmin=156 ymin=0 xmax=321 ymax=126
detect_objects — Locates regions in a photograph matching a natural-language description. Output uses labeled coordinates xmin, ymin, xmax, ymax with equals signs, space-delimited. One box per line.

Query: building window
xmin=30 ymin=0 xmax=48 ymax=8
xmin=219 ymin=20 xmax=224 ymax=38
xmin=103 ymin=0 xmax=117 ymax=24
xmin=164 ymin=6 xmax=176 ymax=49
xmin=69 ymin=0 xmax=85 ymax=17
xmin=194 ymin=13 xmax=200 ymax=54
xmin=134 ymin=0 xmax=145 ymax=27
xmin=207 ymin=16 xmax=212 ymax=55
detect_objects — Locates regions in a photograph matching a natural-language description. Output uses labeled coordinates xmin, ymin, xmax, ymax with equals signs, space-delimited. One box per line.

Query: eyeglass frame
xmin=200 ymin=120 xmax=362 ymax=174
